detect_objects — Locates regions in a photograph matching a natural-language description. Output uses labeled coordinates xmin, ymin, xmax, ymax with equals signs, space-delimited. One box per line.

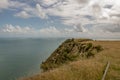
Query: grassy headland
xmin=19 ymin=39 xmax=120 ymax=80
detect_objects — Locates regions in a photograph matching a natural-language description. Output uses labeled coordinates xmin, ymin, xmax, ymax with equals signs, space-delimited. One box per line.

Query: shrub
xmin=95 ymin=45 xmax=103 ymax=52
xmin=40 ymin=39 xmax=103 ymax=71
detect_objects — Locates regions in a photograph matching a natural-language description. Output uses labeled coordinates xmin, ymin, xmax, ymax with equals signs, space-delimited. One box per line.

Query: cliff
xmin=41 ymin=38 xmax=103 ymax=71
xmin=20 ymin=39 xmax=120 ymax=80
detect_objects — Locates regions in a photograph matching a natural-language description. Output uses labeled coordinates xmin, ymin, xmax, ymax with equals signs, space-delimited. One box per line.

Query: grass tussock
xmin=19 ymin=40 xmax=120 ymax=80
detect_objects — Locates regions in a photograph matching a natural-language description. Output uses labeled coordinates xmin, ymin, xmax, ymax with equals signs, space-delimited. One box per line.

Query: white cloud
xmin=35 ymin=4 xmax=47 ymax=19
xmin=44 ymin=0 xmax=120 ymax=25
xmin=13 ymin=0 xmax=120 ymax=26
xmin=0 ymin=24 xmax=120 ymax=39
xmin=39 ymin=26 xmax=60 ymax=33
xmin=1 ymin=24 xmax=34 ymax=33
xmin=0 ymin=24 xmax=62 ymax=37
xmin=38 ymin=0 xmax=58 ymax=6
xmin=15 ymin=11 xmax=32 ymax=18
xmin=73 ymin=24 xmax=87 ymax=32
xmin=0 ymin=0 xmax=29 ymax=11
xmin=0 ymin=0 xmax=9 ymax=9
xmin=0 ymin=0 xmax=120 ymax=38
xmin=15 ymin=3 xmax=47 ymax=19
xmin=1 ymin=0 xmax=120 ymax=24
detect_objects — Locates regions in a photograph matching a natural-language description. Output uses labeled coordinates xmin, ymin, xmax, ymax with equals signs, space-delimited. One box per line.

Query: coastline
xmin=20 ymin=39 xmax=120 ymax=80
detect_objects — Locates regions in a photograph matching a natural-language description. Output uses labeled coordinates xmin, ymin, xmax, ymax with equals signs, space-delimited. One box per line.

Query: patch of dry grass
xmin=93 ymin=41 xmax=120 ymax=80
xmin=19 ymin=59 xmax=104 ymax=80
xmin=19 ymin=41 xmax=120 ymax=80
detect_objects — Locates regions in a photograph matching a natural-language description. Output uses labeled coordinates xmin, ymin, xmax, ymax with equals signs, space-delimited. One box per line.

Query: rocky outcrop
xmin=41 ymin=38 xmax=103 ymax=71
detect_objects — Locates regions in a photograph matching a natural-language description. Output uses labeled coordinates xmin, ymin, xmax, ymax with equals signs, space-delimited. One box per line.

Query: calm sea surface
xmin=0 ymin=38 xmax=65 ymax=80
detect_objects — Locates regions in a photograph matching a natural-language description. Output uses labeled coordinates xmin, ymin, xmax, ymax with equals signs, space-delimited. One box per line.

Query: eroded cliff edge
xmin=41 ymin=38 xmax=103 ymax=71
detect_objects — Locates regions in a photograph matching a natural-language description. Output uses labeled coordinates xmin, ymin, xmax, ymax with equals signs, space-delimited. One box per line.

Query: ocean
xmin=0 ymin=38 xmax=65 ymax=80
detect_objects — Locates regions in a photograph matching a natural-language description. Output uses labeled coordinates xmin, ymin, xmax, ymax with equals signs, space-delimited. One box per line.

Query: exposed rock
xmin=41 ymin=38 xmax=103 ymax=71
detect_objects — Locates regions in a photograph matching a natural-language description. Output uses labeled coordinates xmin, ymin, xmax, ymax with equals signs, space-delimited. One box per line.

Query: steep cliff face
xmin=41 ymin=39 xmax=103 ymax=71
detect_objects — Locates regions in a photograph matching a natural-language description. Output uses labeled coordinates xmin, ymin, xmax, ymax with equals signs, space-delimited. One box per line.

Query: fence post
xmin=102 ymin=62 xmax=110 ymax=80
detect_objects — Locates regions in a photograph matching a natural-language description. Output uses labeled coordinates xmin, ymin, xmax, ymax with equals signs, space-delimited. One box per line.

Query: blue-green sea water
xmin=0 ymin=38 xmax=65 ymax=80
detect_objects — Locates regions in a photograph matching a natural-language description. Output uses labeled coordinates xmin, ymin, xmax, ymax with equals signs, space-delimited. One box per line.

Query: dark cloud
xmin=77 ymin=0 xmax=89 ymax=4
xmin=110 ymin=14 xmax=120 ymax=18
xmin=106 ymin=24 xmax=120 ymax=33
xmin=104 ymin=4 xmax=113 ymax=9
xmin=83 ymin=15 xmax=95 ymax=20
xmin=94 ymin=23 xmax=120 ymax=33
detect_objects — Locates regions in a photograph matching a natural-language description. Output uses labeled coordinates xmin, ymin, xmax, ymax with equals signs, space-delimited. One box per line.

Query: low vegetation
xmin=19 ymin=39 xmax=120 ymax=80
xmin=41 ymin=38 xmax=103 ymax=71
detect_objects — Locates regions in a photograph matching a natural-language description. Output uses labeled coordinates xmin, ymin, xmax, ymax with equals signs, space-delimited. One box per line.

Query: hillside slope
xmin=20 ymin=39 xmax=120 ymax=80
xmin=41 ymin=38 xmax=103 ymax=71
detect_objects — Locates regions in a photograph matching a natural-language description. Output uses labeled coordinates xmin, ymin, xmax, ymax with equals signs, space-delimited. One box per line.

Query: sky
xmin=0 ymin=0 xmax=120 ymax=39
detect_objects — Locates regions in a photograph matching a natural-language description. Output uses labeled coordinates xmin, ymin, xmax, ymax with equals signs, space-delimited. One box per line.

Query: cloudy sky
xmin=0 ymin=0 xmax=120 ymax=39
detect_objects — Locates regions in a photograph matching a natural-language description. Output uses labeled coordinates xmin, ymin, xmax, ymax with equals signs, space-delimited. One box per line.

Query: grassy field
xmin=19 ymin=40 xmax=120 ymax=80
